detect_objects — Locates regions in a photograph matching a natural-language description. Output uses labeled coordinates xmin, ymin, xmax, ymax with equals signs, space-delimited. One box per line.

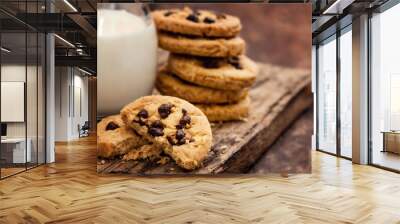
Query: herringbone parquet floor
xmin=1 ymin=136 xmax=400 ymax=224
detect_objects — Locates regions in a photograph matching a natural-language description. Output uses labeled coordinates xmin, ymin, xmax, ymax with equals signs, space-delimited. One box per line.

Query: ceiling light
xmin=1 ymin=47 xmax=11 ymax=53
xmin=54 ymin=34 xmax=75 ymax=48
xmin=323 ymin=0 xmax=355 ymax=15
xmin=78 ymin=67 xmax=93 ymax=76
xmin=63 ymin=0 xmax=78 ymax=12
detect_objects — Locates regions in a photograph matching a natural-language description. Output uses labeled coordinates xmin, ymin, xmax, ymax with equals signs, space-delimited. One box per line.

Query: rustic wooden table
xmin=98 ymin=62 xmax=311 ymax=174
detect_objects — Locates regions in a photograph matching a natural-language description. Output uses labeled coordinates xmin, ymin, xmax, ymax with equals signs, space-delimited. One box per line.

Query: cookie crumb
xmin=157 ymin=157 xmax=170 ymax=165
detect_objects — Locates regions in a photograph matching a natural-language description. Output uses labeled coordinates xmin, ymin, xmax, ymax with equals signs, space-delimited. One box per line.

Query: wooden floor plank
xmin=1 ymin=137 xmax=400 ymax=223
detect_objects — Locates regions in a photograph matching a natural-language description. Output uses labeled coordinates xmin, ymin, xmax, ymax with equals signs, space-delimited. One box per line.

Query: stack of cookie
xmin=152 ymin=7 xmax=258 ymax=122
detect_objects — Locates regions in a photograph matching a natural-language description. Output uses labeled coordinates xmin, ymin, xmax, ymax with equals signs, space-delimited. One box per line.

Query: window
xmin=339 ymin=27 xmax=352 ymax=158
xmin=370 ymin=3 xmax=400 ymax=171
xmin=317 ymin=35 xmax=337 ymax=154
xmin=316 ymin=25 xmax=353 ymax=159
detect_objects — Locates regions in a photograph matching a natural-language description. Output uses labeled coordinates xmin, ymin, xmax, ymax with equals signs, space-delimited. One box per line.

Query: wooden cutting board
xmin=97 ymin=63 xmax=312 ymax=174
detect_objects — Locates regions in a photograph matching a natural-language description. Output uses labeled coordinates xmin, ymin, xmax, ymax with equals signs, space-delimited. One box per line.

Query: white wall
xmin=1 ymin=66 xmax=26 ymax=140
xmin=1 ymin=65 xmax=38 ymax=138
xmin=55 ymin=67 xmax=69 ymax=141
xmin=54 ymin=67 xmax=89 ymax=141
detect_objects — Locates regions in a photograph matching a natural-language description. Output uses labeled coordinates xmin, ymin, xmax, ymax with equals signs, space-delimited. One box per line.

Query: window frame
xmin=315 ymin=22 xmax=353 ymax=160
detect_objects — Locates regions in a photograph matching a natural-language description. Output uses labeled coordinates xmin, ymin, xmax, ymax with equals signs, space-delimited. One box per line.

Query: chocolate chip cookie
xmin=168 ymin=54 xmax=258 ymax=90
xmin=152 ymin=7 xmax=241 ymax=38
xmin=158 ymin=32 xmax=245 ymax=58
xmin=121 ymin=96 xmax=212 ymax=170
xmin=196 ymin=96 xmax=250 ymax=122
xmin=122 ymin=144 xmax=163 ymax=162
xmin=156 ymin=68 xmax=248 ymax=104
xmin=97 ymin=115 xmax=151 ymax=158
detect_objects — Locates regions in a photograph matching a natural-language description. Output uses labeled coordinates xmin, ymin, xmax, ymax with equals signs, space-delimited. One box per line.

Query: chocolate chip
xmin=151 ymin=120 xmax=164 ymax=129
xmin=158 ymin=103 xmax=173 ymax=119
xmin=228 ymin=56 xmax=243 ymax=69
xmin=182 ymin=109 xmax=187 ymax=115
xmin=229 ymin=56 xmax=239 ymax=62
xmin=176 ymin=129 xmax=185 ymax=140
xmin=167 ymin=135 xmax=176 ymax=145
xmin=232 ymin=63 xmax=243 ymax=69
xmin=179 ymin=114 xmax=191 ymax=128
xmin=148 ymin=120 xmax=164 ymax=136
xmin=148 ymin=127 xmax=164 ymax=137
xmin=203 ymin=17 xmax=215 ymax=24
xmin=137 ymin=109 xmax=149 ymax=118
xmin=164 ymin=11 xmax=174 ymax=17
xmin=105 ymin=122 xmax=119 ymax=131
xmin=201 ymin=58 xmax=220 ymax=69
xmin=175 ymin=124 xmax=184 ymax=129
xmin=177 ymin=138 xmax=186 ymax=145
xmin=189 ymin=138 xmax=195 ymax=143
xmin=186 ymin=14 xmax=199 ymax=23
xmin=216 ymin=14 xmax=226 ymax=19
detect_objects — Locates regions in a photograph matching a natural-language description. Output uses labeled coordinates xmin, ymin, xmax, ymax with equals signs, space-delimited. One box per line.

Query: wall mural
xmin=96 ymin=3 xmax=312 ymax=175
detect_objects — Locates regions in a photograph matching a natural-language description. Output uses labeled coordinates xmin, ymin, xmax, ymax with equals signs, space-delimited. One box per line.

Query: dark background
xmin=154 ymin=3 xmax=313 ymax=173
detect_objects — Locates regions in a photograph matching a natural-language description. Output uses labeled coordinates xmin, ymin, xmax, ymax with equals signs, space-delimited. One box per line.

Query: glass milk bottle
xmin=97 ymin=3 xmax=157 ymax=117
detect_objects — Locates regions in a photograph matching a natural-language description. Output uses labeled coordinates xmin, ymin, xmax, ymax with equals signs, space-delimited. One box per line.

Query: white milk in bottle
xmin=97 ymin=8 xmax=157 ymax=116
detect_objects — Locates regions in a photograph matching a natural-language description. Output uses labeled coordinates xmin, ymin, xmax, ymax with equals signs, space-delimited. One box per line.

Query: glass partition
xmin=0 ymin=2 xmax=46 ymax=179
xmin=0 ymin=30 xmax=28 ymax=177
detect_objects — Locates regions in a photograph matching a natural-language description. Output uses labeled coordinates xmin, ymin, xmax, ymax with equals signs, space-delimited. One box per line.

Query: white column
xmin=352 ymin=14 xmax=369 ymax=164
xmin=311 ymin=45 xmax=317 ymax=150
xmin=46 ymin=32 xmax=55 ymax=163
